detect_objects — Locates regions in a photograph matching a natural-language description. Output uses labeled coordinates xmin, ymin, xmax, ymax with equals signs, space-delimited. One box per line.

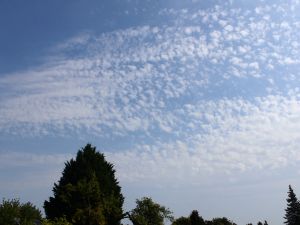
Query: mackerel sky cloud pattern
xmin=1 ymin=1 xmax=300 ymax=224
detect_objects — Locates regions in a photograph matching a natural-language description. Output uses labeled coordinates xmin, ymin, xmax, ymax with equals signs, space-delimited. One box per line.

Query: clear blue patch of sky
xmin=0 ymin=128 xmax=156 ymax=154
xmin=0 ymin=0 xmax=162 ymax=74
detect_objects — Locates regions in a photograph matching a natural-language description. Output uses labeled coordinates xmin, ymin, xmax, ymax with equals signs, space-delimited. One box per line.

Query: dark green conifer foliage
xmin=210 ymin=217 xmax=236 ymax=225
xmin=172 ymin=216 xmax=191 ymax=225
xmin=284 ymin=185 xmax=300 ymax=225
xmin=189 ymin=210 xmax=205 ymax=225
xmin=44 ymin=144 xmax=124 ymax=225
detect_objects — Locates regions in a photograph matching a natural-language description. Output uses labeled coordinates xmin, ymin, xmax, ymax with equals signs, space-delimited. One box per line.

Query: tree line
xmin=0 ymin=144 xmax=299 ymax=225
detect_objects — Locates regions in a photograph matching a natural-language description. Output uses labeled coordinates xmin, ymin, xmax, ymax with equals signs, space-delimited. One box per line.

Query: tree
xmin=44 ymin=144 xmax=124 ymax=225
xmin=284 ymin=185 xmax=300 ymax=225
xmin=263 ymin=221 xmax=268 ymax=225
xmin=172 ymin=216 xmax=191 ymax=225
xmin=257 ymin=222 xmax=263 ymax=225
xmin=0 ymin=198 xmax=42 ymax=225
xmin=189 ymin=210 xmax=205 ymax=225
xmin=127 ymin=197 xmax=173 ymax=225
xmin=172 ymin=210 xmax=205 ymax=225
xmin=42 ymin=217 xmax=72 ymax=225
xmin=209 ymin=217 xmax=236 ymax=225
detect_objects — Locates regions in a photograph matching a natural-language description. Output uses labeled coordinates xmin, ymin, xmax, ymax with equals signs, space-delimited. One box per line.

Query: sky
xmin=1 ymin=0 xmax=300 ymax=224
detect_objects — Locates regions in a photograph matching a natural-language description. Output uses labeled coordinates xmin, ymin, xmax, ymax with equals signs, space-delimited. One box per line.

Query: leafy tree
xmin=172 ymin=216 xmax=190 ymax=225
xmin=42 ymin=217 xmax=72 ymax=225
xmin=127 ymin=197 xmax=173 ymax=225
xmin=284 ymin=185 xmax=300 ymax=225
xmin=0 ymin=198 xmax=42 ymax=225
xmin=0 ymin=198 xmax=19 ymax=225
xmin=172 ymin=210 xmax=205 ymax=225
xmin=189 ymin=210 xmax=205 ymax=225
xmin=173 ymin=212 xmax=235 ymax=225
xmin=44 ymin=144 xmax=124 ymax=225
xmin=209 ymin=217 xmax=236 ymax=225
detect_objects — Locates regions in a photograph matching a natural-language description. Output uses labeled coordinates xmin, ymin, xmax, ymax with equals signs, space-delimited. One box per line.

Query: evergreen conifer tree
xmin=189 ymin=210 xmax=205 ymax=225
xmin=284 ymin=185 xmax=300 ymax=225
xmin=44 ymin=144 xmax=124 ymax=225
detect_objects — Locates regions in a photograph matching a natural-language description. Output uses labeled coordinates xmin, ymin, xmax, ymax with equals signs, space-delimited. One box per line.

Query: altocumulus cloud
xmin=1 ymin=0 xmax=300 ymax=186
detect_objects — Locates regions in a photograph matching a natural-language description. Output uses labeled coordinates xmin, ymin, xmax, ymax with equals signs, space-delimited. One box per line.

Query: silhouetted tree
xmin=210 ymin=217 xmax=236 ymax=225
xmin=257 ymin=222 xmax=263 ymax=225
xmin=172 ymin=210 xmax=205 ymax=225
xmin=263 ymin=221 xmax=268 ymax=225
xmin=284 ymin=185 xmax=300 ymax=225
xmin=127 ymin=197 xmax=173 ymax=225
xmin=44 ymin=144 xmax=124 ymax=225
xmin=189 ymin=210 xmax=205 ymax=225
xmin=172 ymin=216 xmax=190 ymax=225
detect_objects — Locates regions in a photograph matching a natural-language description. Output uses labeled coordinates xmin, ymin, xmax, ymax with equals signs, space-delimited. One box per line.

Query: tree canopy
xmin=206 ymin=217 xmax=236 ymax=225
xmin=190 ymin=210 xmax=205 ymax=225
xmin=284 ymin=185 xmax=300 ymax=225
xmin=172 ymin=210 xmax=205 ymax=225
xmin=44 ymin=144 xmax=124 ymax=225
xmin=0 ymin=198 xmax=42 ymax=225
xmin=127 ymin=197 xmax=173 ymax=225
xmin=42 ymin=216 xmax=72 ymax=225
xmin=173 ymin=210 xmax=237 ymax=225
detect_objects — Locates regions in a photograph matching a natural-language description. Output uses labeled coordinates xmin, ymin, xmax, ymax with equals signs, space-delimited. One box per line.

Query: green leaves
xmin=42 ymin=216 xmax=72 ymax=225
xmin=0 ymin=198 xmax=42 ymax=225
xmin=172 ymin=211 xmax=236 ymax=225
xmin=129 ymin=197 xmax=173 ymax=225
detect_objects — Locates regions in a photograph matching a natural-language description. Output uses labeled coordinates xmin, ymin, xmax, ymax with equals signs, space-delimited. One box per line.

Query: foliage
xmin=257 ymin=221 xmax=268 ymax=225
xmin=246 ymin=221 xmax=268 ymax=225
xmin=44 ymin=144 xmax=124 ymax=225
xmin=172 ymin=216 xmax=191 ymax=225
xmin=128 ymin=197 xmax=173 ymax=225
xmin=173 ymin=211 xmax=236 ymax=225
xmin=206 ymin=217 xmax=236 ymax=225
xmin=190 ymin=210 xmax=205 ymax=225
xmin=284 ymin=185 xmax=300 ymax=225
xmin=42 ymin=216 xmax=72 ymax=225
xmin=0 ymin=198 xmax=42 ymax=225
xmin=172 ymin=210 xmax=205 ymax=225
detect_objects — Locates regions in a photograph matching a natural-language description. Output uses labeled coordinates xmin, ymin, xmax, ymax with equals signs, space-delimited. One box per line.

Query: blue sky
xmin=1 ymin=0 xmax=300 ymax=224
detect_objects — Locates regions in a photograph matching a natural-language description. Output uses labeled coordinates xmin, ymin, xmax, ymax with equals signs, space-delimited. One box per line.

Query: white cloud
xmin=106 ymin=94 xmax=300 ymax=185
xmin=1 ymin=0 xmax=300 ymax=185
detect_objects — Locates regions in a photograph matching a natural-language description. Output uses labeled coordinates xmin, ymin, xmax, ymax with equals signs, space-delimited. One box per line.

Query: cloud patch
xmin=1 ymin=0 xmax=300 ymax=181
